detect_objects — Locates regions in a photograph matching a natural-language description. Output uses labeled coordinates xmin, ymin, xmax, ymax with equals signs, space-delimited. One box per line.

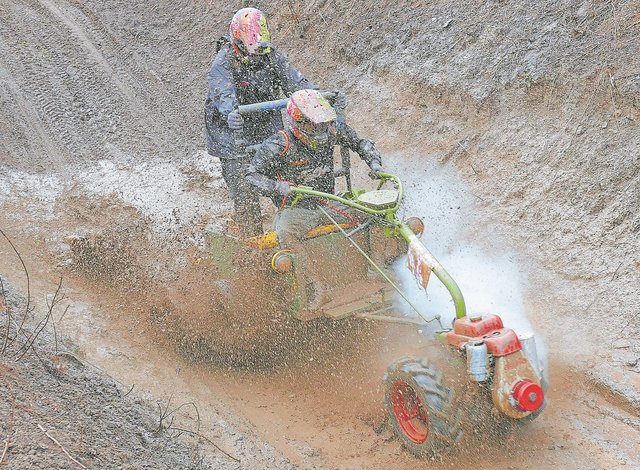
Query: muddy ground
xmin=1 ymin=0 xmax=639 ymax=468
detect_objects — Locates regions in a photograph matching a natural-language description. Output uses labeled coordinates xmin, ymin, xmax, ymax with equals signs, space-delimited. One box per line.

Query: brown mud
xmin=1 ymin=0 xmax=640 ymax=468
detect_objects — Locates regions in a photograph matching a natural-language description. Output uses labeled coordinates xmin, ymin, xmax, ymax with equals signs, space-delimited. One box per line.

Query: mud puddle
xmin=49 ymin=275 xmax=640 ymax=469
xmin=1 ymin=216 xmax=638 ymax=469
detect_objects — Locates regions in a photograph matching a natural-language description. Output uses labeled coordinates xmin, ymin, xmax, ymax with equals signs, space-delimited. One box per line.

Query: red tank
xmin=453 ymin=313 xmax=504 ymax=337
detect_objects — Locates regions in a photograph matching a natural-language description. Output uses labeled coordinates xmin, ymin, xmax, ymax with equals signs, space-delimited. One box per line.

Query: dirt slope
xmin=1 ymin=0 xmax=639 ymax=468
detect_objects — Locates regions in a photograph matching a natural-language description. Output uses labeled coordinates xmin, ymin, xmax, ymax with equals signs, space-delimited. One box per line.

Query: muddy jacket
xmin=204 ymin=38 xmax=315 ymax=159
xmin=246 ymin=126 xmax=382 ymax=208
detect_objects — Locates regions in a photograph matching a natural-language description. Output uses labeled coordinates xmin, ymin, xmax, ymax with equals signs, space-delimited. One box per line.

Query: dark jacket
xmin=246 ymin=126 xmax=381 ymax=208
xmin=204 ymin=39 xmax=315 ymax=159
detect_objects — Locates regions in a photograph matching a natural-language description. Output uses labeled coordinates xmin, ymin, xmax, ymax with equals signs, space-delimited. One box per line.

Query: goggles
xmin=297 ymin=119 xmax=335 ymax=137
xmin=234 ymin=39 xmax=271 ymax=56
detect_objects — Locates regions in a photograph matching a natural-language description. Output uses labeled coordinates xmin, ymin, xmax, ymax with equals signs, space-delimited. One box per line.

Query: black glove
xmin=274 ymin=180 xmax=293 ymax=196
xmin=368 ymin=161 xmax=384 ymax=179
xmin=359 ymin=139 xmax=383 ymax=178
xmin=332 ymin=90 xmax=348 ymax=110
xmin=227 ymin=110 xmax=244 ymax=130
xmin=318 ymin=89 xmax=347 ymax=110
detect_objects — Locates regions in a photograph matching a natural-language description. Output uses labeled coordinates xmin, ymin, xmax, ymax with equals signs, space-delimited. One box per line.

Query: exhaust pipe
xmin=466 ymin=341 xmax=489 ymax=382
xmin=518 ymin=332 xmax=543 ymax=380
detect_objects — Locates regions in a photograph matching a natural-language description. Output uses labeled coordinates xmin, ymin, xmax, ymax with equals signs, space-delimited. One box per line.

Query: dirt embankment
xmin=0 ymin=280 xmax=225 ymax=469
xmin=264 ymin=0 xmax=640 ymax=399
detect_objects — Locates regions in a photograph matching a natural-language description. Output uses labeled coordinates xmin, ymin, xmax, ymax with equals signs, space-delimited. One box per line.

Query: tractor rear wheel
xmin=383 ymin=357 xmax=462 ymax=458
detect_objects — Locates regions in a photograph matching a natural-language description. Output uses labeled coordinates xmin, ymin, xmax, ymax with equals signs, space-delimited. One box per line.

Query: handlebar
xmin=289 ymin=172 xmax=403 ymax=217
xmin=237 ymin=91 xmax=337 ymax=115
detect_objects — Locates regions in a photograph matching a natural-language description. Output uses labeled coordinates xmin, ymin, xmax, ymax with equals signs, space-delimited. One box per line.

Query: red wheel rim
xmin=390 ymin=379 xmax=430 ymax=444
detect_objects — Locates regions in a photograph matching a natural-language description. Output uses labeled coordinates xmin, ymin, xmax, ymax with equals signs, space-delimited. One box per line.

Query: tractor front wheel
xmin=383 ymin=358 xmax=462 ymax=458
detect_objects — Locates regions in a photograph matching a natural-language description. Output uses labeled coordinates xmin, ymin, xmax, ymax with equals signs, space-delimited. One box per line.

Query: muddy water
xmin=0 ymin=215 xmax=637 ymax=469
xmin=2 ymin=191 xmax=638 ymax=469
xmin=49 ymin=275 xmax=640 ymax=469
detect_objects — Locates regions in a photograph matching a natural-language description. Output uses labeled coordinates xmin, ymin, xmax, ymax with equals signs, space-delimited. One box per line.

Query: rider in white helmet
xmin=246 ymin=89 xmax=383 ymax=312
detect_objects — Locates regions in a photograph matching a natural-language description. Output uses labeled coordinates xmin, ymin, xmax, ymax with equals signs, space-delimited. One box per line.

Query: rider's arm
xmin=245 ymin=133 xmax=288 ymax=196
xmin=204 ymin=48 xmax=238 ymax=126
xmin=272 ymin=48 xmax=317 ymax=95
xmin=336 ymin=124 xmax=382 ymax=167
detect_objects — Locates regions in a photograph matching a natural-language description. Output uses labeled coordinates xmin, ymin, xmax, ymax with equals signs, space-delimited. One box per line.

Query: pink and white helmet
xmin=286 ymin=90 xmax=337 ymax=149
xmin=229 ymin=8 xmax=272 ymax=57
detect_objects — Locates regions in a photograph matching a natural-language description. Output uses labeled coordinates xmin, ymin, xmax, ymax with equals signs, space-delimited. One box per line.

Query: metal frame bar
xmin=295 ymin=173 xmax=467 ymax=320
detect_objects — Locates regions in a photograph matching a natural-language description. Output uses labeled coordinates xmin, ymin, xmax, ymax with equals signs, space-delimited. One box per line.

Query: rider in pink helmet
xmin=204 ymin=8 xmax=315 ymax=236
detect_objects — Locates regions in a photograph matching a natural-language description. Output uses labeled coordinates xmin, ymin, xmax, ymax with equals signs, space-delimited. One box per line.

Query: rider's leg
xmin=220 ymin=157 xmax=263 ymax=237
xmin=274 ymin=207 xmax=331 ymax=311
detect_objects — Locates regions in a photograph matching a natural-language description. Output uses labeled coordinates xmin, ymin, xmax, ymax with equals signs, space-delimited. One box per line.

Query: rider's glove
xmin=227 ymin=110 xmax=244 ymax=130
xmin=332 ymin=90 xmax=348 ymax=110
xmin=359 ymin=139 xmax=381 ymax=163
xmin=274 ymin=180 xmax=293 ymax=196
xmin=368 ymin=161 xmax=384 ymax=179
xmin=318 ymin=89 xmax=347 ymax=110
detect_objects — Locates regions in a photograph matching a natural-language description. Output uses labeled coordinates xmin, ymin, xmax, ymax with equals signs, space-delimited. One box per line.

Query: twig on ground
xmin=156 ymin=397 xmax=237 ymax=461
xmin=156 ymin=395 xmax=175 ymax=432
xmin=0 ymin=229 xmax=31 ymax=342
xmin=0 ymin=440 xmax=8 ymax=465
xmin=318 ymin=12 xmax=329 ymax=27
xmin=123 ymin=383 xmax=135 ymax=398
xmin=15 ymin=276 xmax=65 ymax=361
xmin=615 ymin=310 xmax=640 ymax=341
xmin=169 ymin=402 xmax=201 ymax=431
xmin=607 ymin=69 xmax=621 ymax=131
xmin=1 ymin=276 xmax=10 ymax=354
xmin=157 ymin=397 xmax=201 ymax=433
xmin=37 ymin=424 xmax=87 ymax=469
xmin=611 ymin=261 xmax=623 ymax=281
xmin=50 ymin=304 xmax=68 ymax=355
xmin=167 ymin=426 xmax=240 ymax=463
xmin=55 ymin=351 xmax=128 ymax=389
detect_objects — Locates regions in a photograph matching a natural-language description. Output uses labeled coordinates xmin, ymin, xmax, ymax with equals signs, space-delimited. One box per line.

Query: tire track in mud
xmin=37 ymin=0 xmax=198 ymax=159
xmin=1 ymin=1 xmax=110 ymax=166
xmin=0 ymin=0 xmax=182 ymax=172
xmin=0 ymin=52 xmax=62 ymax=169
xmin=61 ymin=0 xmax=184 ymax=133
xmin=37 ymin=0 xmax=136 ymax=103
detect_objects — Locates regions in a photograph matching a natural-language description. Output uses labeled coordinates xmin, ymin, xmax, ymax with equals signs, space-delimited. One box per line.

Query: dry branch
xmin=37 ymin=424 xmax=87 ymax=469
xmin=15 ymin=277 xmax=65 ymax=361
xmin=1 ymin=276 xmax=10 ymax=354
xmin=123 ymin=383 xmax=135 ymax=398
xmin=0 ymin=440 xmax=8 ymax=465
xmin=0 ymin=229 xmax=31 ymax=341
xmin=156 ymin=396 xmax=238 ymax=462
xmin=168 ymin=426 xmax=240 ymax=463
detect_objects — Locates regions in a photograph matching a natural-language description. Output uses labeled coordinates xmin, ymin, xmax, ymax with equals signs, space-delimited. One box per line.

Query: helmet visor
xmin=233 ymin=39 xmax=271 ymax=57
xmin=297 ymin=120 xmax=335 ymax=146
xmin=299 ymin=119 xmax=335 ymax=136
